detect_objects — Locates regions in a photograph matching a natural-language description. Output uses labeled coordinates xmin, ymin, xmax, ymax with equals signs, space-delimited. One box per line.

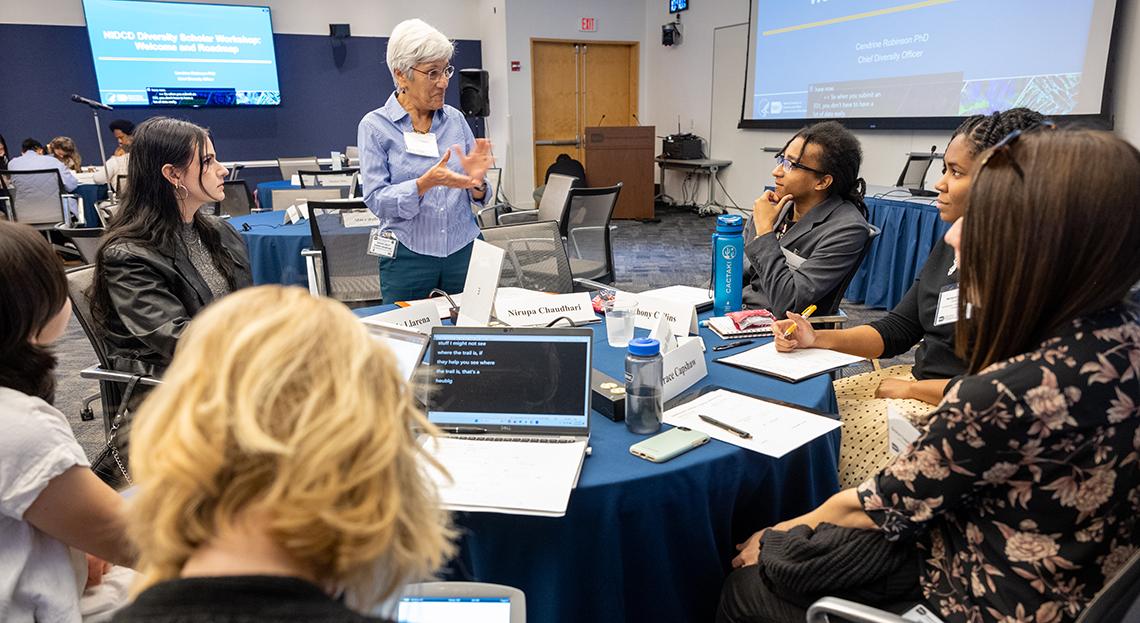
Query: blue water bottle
xmin=712 ymin=214 xmax=744 ymax=316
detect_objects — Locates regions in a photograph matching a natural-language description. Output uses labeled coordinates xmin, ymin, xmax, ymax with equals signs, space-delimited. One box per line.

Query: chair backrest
xmin=485 ymin=167 xmax=503 ymax=203
xmin=227 ymin=163 xmax=245 ymax=181
xmin=297 ymin=168 xmax=359 ymax=189
xmin=271 ymin=187 xmax=344 ymax=212
xmin=344 ymin=145 xmax=360 ymax=161
xmin=56 ymin=225 xmax=105 ymax=264
xmin=536 ymin=173 xmax=577 ymax=230
xmin=395 ymin=581 xmax=526 ymax=623
xmin=114 ymin=174 xmax=128 ymax=197
xmin=307 ymin=200 xmax=382 ymax=305
xmin=816 ymin=222 xmax=880 ymax=317
xmin=0 ymin=169 xmax=67 ymax=227
xmin=277 ymin=156 xmax=319 ymax=181
xmin=564 ymin=183 xmax=622 ymax=282
xmin=479 ymin=220 xmax=574 ymax=293
xmin=1076 ymin=548 xmax=1140 ymax=623
xmin=65 ymin=265 xmax=113 ymax=368
xmin=214 ymin=179 xmax=255 ymax=217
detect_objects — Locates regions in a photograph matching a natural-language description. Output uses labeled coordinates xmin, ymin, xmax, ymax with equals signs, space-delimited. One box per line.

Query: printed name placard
xmin=661 ymin=337 xmax=708 ymax=402
xmin=495 ymin=292 xmax=598 ymax=327
xmin=457 ymin=240 xmax=504 ymax=327
xmin=342 ymin=210 xmax=382 ymax=228
xmin=361 ymin=301 xmax=441 ymax=333
xmin=622 ymin=293 xmax=698 ymax=337
xmin=283 ymin=201 xmax=310 ymax=225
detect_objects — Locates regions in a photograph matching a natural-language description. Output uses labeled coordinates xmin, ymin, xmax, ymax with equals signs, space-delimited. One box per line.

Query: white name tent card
xmin=361 ymin=301 xmax=441 ymax=333
xmin=341 ymin=210 xmax=382 ymax=228
xmin=663 ymin=388 xmax=841 ymax=458
xmin=661 ymin=337 xmax=708 ymax=403
xmin=717 ymin=342 xmax=865 ymax=383
xmin=621 ymin=293 xmax=698 ymax=337
xmin=457 ymin=240 xmax=504 ymax=327
xmin=283 ymin=201 xmax=310 ymax=225
xmin=495 ymin=292 xmax=598 ymax=327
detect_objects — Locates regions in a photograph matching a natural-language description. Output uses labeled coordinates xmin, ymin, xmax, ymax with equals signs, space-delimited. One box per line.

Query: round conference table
xmin=353 ymin=304 xmax=841 ymax=623
xmin=229 ymin=212 xmax=313 ymax=287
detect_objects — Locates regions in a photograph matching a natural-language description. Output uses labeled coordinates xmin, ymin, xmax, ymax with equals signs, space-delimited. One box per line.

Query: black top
xmin=867 ymin=238 xmax=964 ymax=380
xmin=112 ymin=575 xmax=395 ymax=623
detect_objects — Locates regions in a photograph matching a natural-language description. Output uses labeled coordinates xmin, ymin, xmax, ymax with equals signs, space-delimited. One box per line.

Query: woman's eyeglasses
xmin=976 ymin=120 xmax=1057 ymax=179
xmin=774 ymin=153 xmax=826 ymax=176
xmin=412 ymin=65 xmax=455 ymax=82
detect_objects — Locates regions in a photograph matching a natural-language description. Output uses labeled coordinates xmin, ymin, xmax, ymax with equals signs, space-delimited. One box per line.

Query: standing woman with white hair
xmin=358 ymin=18 xmax=494 ymax=304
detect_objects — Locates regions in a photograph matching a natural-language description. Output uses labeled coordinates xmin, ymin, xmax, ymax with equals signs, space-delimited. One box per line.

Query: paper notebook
xmin=715 ymin=342 xmax=865 ymax=382
xmin=706 ymin=310 xmax=850 ymax=339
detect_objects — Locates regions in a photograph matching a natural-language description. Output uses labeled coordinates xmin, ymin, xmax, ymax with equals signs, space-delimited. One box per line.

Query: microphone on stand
xmin=631 ymin=113 xmax=642 ymax=126
xmin=71 ymin=94 xmax=113 ymax=111
xmin=596 ymin=114 xmax=606 ymax=127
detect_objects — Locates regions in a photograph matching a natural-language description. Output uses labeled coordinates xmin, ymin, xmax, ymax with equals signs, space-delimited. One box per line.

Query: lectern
xmin=583 ymin=125 xmax=655 ymax=220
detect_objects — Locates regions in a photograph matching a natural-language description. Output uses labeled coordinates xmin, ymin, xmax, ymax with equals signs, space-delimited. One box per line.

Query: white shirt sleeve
xmin=0 ymin=389 xmax=89 ymax=520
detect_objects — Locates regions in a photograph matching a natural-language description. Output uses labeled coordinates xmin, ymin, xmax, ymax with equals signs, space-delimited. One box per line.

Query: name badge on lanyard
xmin=934 ymin=284 xmax=960 ymax=326
xmin=403 ymin=132 xmax=440 ymax=158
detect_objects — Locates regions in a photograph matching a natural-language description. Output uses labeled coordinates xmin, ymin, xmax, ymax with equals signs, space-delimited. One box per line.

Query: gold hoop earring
xmin=175 ymin=183 xmax=189 ymax=201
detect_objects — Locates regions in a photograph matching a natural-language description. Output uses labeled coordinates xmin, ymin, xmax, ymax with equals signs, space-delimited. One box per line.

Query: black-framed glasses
xmin=411 ymin=65 xmax=455 ymax=82
xmin=976 ymin=119 xmax=1057 ymax=179
xmin=774 ymin=152 xmax=826 ymax=176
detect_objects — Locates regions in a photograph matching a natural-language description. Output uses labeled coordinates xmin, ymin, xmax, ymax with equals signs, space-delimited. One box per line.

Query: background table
xmin=355 ymin=305 xmax=841 ymax=623
xmin=656 ymin=156 xmax=733 ymax=216
xmin=230 ymin=212 xmax=313 ymax=287
xmin=844 ymin=186 xmax=952 ymax=309
xmin=255 ymin=179 xmax=300 ymax=211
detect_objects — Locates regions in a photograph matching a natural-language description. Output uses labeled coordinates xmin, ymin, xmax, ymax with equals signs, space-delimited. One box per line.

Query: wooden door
xmin=531 ymin=39 xmax=638 ymax=187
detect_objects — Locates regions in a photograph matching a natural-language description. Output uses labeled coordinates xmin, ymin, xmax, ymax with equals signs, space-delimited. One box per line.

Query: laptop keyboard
xmin=451 ymin=435 xmax=579 ymax=444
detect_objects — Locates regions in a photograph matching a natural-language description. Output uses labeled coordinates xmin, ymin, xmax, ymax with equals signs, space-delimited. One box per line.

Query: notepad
xmin=716 ymin=342 xmax=865 ymax=382
xmin=419 ymin=436 xmax=587 ymax=517
xmin=663 ymin=388 xmax=841 ymax=457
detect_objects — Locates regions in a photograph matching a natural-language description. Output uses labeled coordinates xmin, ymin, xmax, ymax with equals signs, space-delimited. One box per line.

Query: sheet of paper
xmin=420 ymin=437 xmax=587 ymax=517
xmin=663 ymin=389 xmax=840 ymax=458
xmin=719 ymin=342 xmax=864 ymax=381
xmin=640 ymin=285 xmax=713 ymax=309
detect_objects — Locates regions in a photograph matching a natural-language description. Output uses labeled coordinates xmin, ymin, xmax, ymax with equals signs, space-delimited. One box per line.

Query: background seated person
xmin=49 ymin=136 xmax=83 ymax=173
xmin=90 ymin=116 xmax=252 ymax=380
xmin=7 ymin=137 xmax=80 ymax=209
xmin=110 ymin=119 xmax=134 ymax=158
xmin=718 ymin=129 xmax=1140 ymax=623
xmin=112 ymin=286 xmax=455 ymax=622
xmin=0 ymin=221 xmax=134 ymax=622
xmin=742 ymin=120 xmax=870 ymax=317
xmin=774 ymin=108 xmax=1045 ymax=488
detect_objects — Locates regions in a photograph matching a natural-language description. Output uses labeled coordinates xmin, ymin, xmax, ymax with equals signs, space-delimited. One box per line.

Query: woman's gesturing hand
xmin=417 ymin=149 xmax=479 ymax=195
xmin=453 ymin=138 xmax=494 ymax=184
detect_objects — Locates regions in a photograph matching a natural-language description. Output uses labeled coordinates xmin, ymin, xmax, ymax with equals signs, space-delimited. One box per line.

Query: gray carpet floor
xmin=53 ymin=204 xmax=913 ymax=459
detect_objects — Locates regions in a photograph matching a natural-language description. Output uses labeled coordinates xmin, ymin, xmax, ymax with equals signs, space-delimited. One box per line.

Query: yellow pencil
xmin=783 ymin=304 xmax=817 ymax=338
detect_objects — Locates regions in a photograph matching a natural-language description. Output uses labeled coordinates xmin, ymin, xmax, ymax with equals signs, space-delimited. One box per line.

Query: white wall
xmin=642 ymin=0 xmax=1140 ymax=212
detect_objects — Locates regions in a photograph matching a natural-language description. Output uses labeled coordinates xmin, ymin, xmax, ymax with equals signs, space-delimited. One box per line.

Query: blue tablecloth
xmin=75 ymin=183 xmax=107 ymax=227
xmin=230 ymin=212 xmax=313 ymax=287
xmin=354 ymin=305 xmax=841 ymax=623
xmin=845 ymin=194 xmax=952 ymax=310
xmin=255 ymin=179 xmax=300 ymax=211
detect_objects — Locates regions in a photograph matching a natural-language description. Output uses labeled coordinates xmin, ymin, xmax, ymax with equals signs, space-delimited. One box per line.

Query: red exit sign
xmin=580 ymin=17 xmax=596 ymax=32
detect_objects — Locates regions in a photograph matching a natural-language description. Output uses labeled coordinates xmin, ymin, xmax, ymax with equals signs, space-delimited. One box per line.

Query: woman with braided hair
xmin=742 ymin=120 xmax=871 ymax=317
xmin=773 ymin=108 xmax=1046 ymax=488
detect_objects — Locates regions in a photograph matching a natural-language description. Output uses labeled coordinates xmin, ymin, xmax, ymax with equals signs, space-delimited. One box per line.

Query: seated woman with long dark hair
xmin=0 ymin=221 xmax=134 ymax=621
xmin=742 ymin=120 xmax=870 ymax=316
xmin=91 ymin=116 xmax=252 ymax=378
xmin=719 ymin=129 xmax=1140 ymax=623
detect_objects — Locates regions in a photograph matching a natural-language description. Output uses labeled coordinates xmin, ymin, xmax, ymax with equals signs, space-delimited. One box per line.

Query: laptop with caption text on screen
xmin=424 ymin=326 xmax=593 ymax=442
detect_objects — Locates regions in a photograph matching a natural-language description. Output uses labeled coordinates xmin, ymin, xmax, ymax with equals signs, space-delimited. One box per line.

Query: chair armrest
xmin=251 ymin=207 xmax=271 ymax=213
xmin=79 ymin=365 xmax=162 ymax=387
xmin=497 ymin=209 xmax=539 ymax=225
xmin=62 ymin=193 xmax=85 ymax=226
xmin=806 ymin=597 xmax=908 ymax=623
xmin=302 ymin=248 xmax=326 ymax=297
xmin=572 ymin=277 xmax=612 ymax=291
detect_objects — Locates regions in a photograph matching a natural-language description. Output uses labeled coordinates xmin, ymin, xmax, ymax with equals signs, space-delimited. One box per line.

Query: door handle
xmin=535 ymin=139 xmax=581 ymax=146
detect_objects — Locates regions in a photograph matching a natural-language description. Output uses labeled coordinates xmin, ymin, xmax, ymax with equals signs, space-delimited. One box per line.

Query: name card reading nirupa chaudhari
xmin=495 ymin=292 xmax=599 ymax=327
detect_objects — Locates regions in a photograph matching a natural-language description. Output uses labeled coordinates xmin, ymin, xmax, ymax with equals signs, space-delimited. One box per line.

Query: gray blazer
xmin=741 ymin=195 xmax=869 ymax=316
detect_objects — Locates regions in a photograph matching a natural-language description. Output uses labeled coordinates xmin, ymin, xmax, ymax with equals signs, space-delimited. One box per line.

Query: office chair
xmin=305 ymin=200 xmax=382 ymax=306
xmin=215 ymin=179 xmax=256 ymax=217
xmin=564 ymin=182 xmax=623 ymax=283
xmin=55 ymin=224 xmax=104 ymax=263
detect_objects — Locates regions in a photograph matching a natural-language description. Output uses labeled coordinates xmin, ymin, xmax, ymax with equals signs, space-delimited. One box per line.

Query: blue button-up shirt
xmin=358 ymin=92 xmax=485 ymax=257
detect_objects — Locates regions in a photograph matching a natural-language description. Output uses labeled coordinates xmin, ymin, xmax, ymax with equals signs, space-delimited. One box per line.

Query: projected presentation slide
xmin=748 ymin=0 xmax=1115 ymax=121
xmin=83 ymin=0 xmax=280 ymax=107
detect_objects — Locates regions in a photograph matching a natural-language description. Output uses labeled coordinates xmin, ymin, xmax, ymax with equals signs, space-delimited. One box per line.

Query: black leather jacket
xmin=99 ymin=217 xmax=253 ymax=377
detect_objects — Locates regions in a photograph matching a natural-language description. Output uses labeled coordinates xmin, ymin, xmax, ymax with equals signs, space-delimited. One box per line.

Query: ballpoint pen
xmin=712 ymin=339 xmax=754 ymax=351
xmin=698 ymin=414 xmax=752 ymax=439
xmin=782 ymin=304 xmax=817 ymax=338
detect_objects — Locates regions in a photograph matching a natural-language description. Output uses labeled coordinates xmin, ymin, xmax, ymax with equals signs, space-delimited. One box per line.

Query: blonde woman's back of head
xmin=127 ymin=286 xmax=453 ymax=608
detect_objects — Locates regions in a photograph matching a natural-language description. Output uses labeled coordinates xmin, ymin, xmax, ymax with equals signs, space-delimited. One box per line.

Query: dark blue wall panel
xmin=0 ymin=23 xmax=483 ymax=181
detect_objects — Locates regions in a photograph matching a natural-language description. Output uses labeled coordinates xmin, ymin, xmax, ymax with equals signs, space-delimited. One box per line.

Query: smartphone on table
xmin=630 ymin=427 xmax=710 ymax=463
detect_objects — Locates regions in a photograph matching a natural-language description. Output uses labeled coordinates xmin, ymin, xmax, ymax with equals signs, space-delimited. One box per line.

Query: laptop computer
xmin=363 ymin=321 xmax=430 ymax=382
xmin=424 ymin=326 xmax=593 ymax=443
xmin=396 ymin=582 xmax=524 ymax=623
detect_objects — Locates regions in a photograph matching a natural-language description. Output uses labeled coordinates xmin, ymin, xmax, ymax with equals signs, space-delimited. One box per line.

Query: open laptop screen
xmin=364 ymin=323 xmax=430 ymax=381
xmin=398 ymin=597 xmax=511 ymax=622
xmin=426 ymin=328 xmax=592 ymax=431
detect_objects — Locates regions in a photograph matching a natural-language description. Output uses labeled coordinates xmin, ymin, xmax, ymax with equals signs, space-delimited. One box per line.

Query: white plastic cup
xmin=605 ymin=299 xmax=638 ymax=348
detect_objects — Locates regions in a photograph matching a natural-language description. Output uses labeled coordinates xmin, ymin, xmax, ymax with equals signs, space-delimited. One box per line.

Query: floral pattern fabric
xmin=858 ymin=305 xmax=1140 ymax=623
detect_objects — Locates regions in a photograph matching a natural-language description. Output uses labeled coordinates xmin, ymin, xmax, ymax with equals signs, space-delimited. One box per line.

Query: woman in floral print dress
xmin=718 ymin=129 xmax=1140 ymax=623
